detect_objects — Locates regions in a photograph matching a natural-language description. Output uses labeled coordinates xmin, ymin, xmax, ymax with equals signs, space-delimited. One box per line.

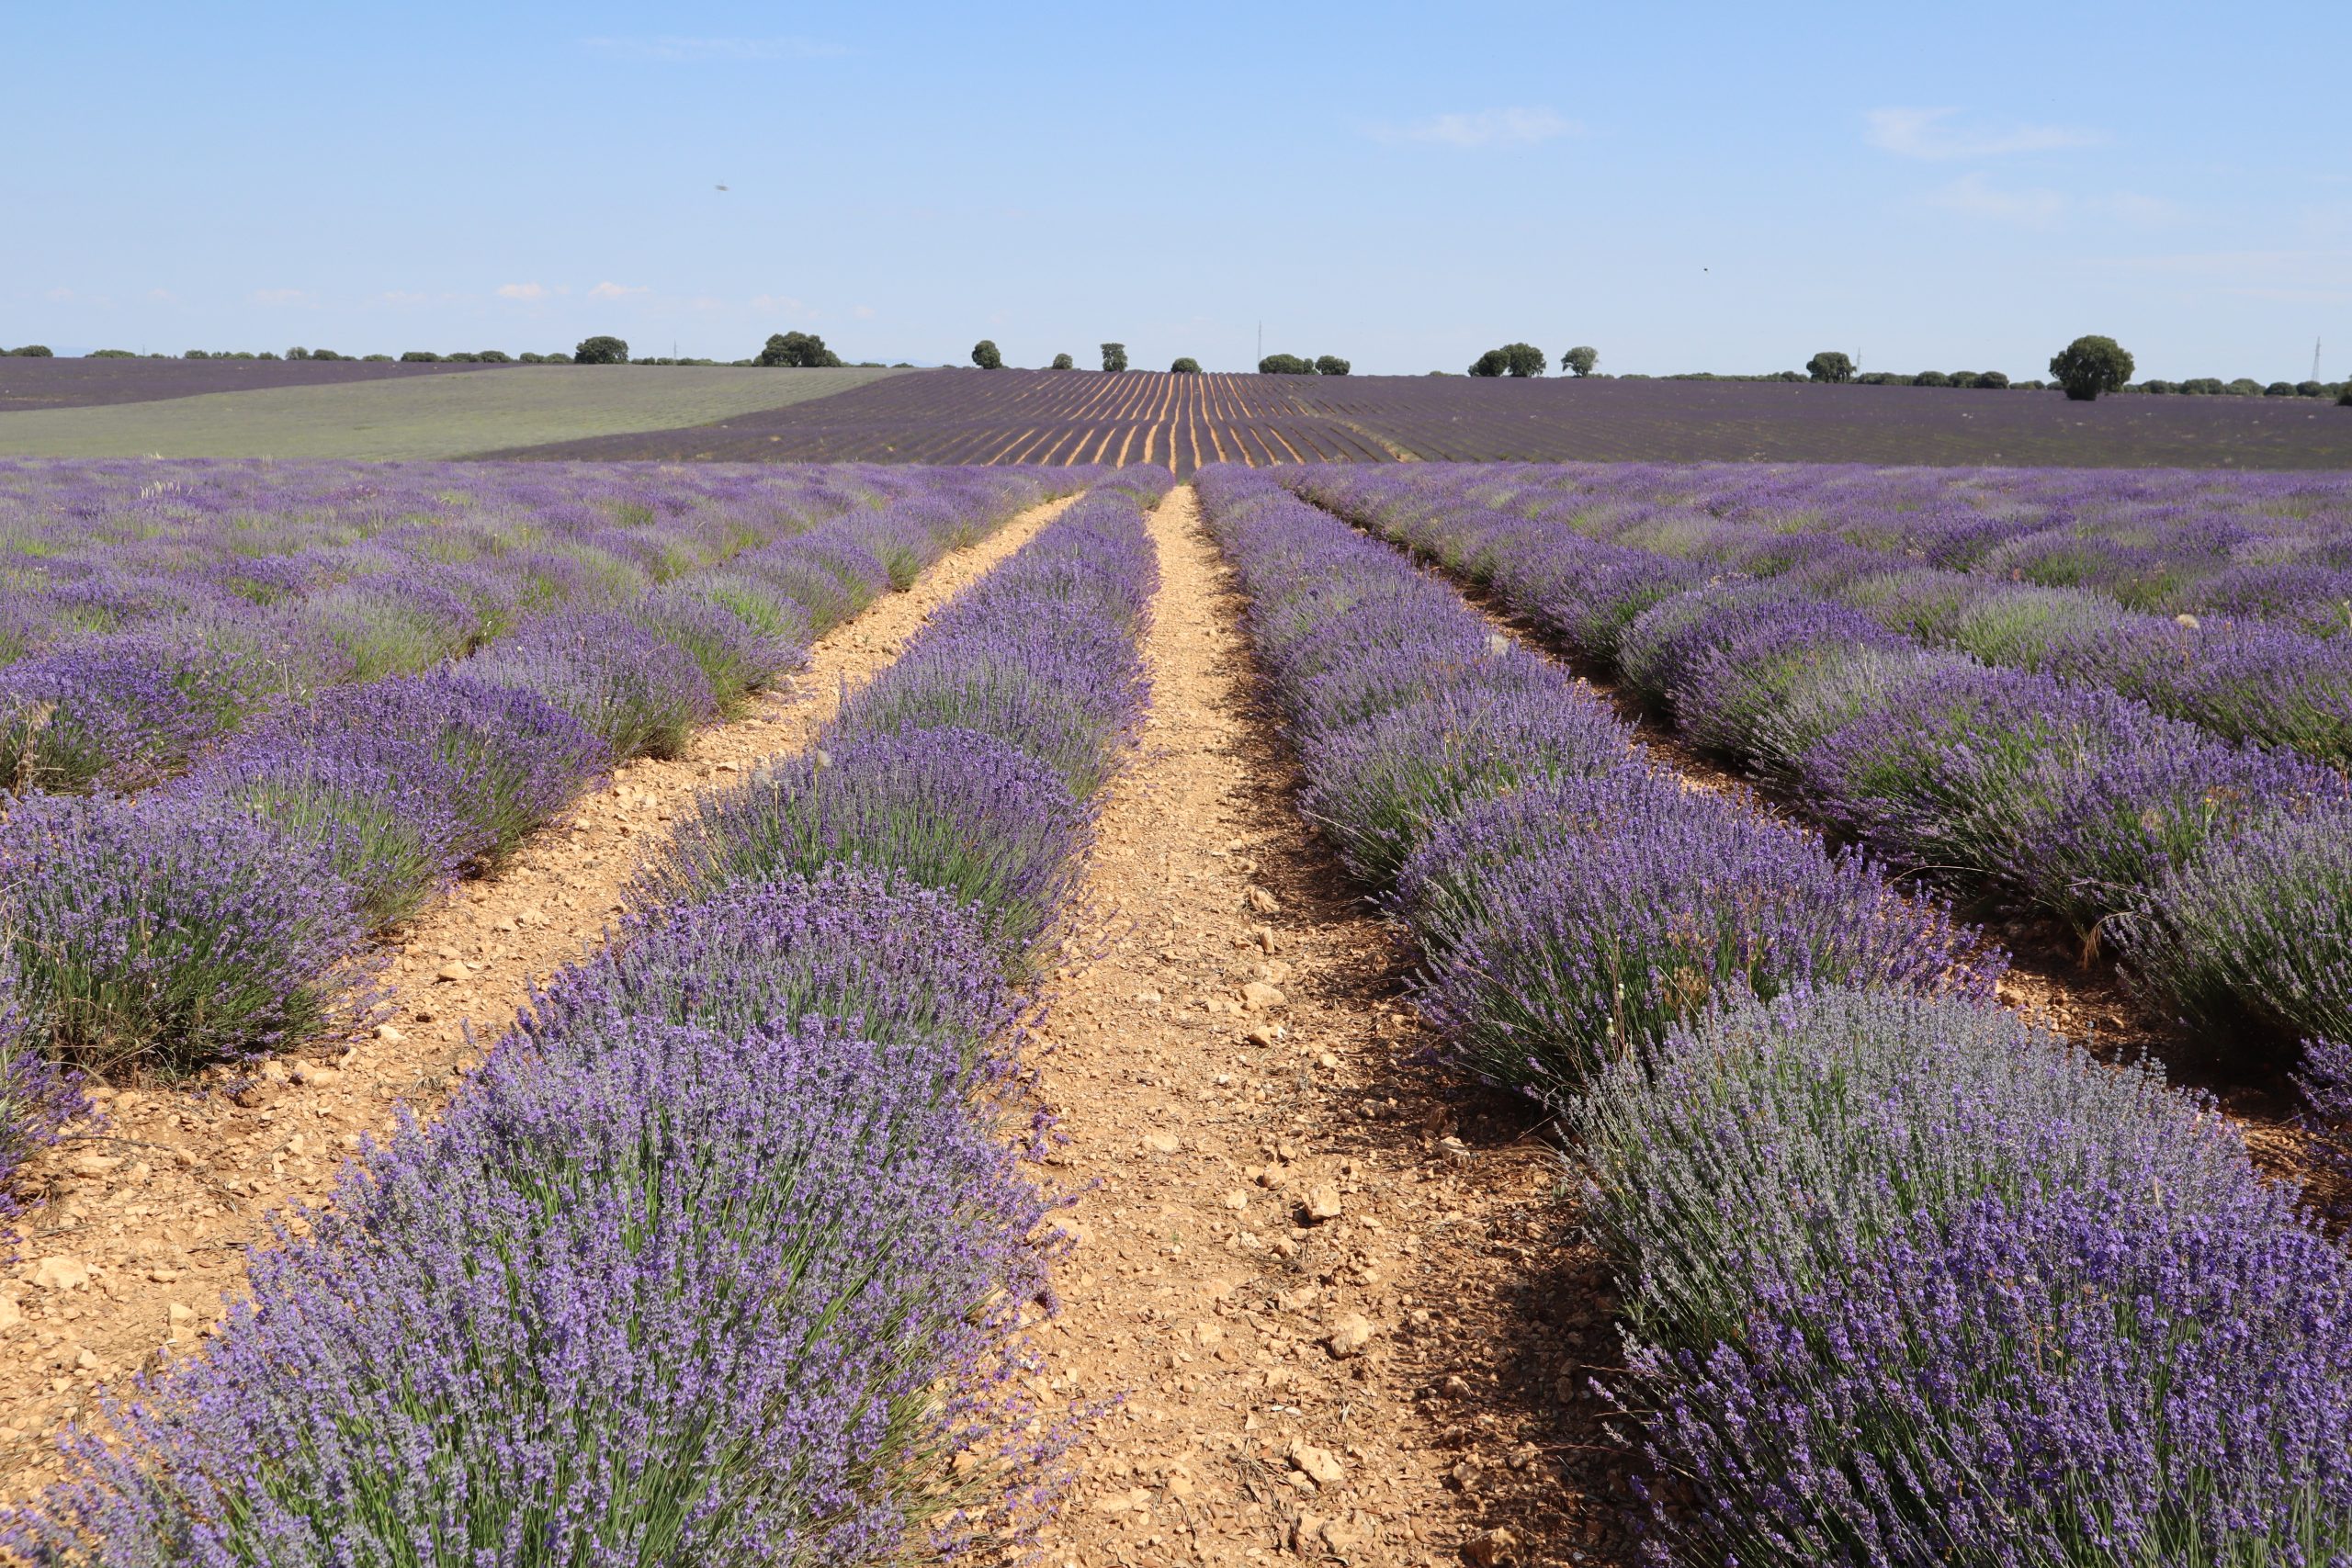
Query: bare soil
xmin=1027 ymin=488 xmax=1633 ymax=1567
xmin=0 ymin=494 xmax=1076 ymax=1500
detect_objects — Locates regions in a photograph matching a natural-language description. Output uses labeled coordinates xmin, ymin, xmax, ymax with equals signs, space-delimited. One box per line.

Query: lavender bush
xmin=465 ymin=611 xmax=718 ymax=761
xmin=0 ymin=792 xmax=369 ymax=1072
xmin=1580 ymin=989 xmax=2352 ymax=1566
xmin=1398 ymin=773 xmax=1996 ymax=1088
xmin=14 ymin=1013 xmax=1060 ymax=1566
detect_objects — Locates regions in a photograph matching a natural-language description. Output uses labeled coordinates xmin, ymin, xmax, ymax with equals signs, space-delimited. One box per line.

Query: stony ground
xmin=0 ymin=494 xmax=1073 ymax=1500
xmin=1025 ymin=490 xmax=1632 ymax=1567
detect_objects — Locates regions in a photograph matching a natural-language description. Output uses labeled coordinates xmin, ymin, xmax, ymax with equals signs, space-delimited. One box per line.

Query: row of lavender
xmin=1289 ymin=467 xmax=2352 ymax=1091
xmin=11 ymin=472 xmax=1168 ymax=1562
xmin=1193 ymin=465 xmax=2352 ymax=1562
xmin=1360 ymin=465 xmax=2352 ymax=769
xmin=0 ymin=468 xmax=1086 ymax=1222
xmin=0 ymin=461 xmax=1020 ymax=794
xmin=1487 ymin=461 xmax=2352 ymax=637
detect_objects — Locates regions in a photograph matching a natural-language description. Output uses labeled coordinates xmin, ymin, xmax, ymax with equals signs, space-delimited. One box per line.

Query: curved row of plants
xmin=0 ymin=470 xmax=1089 ymax=1225
xmin=1194 ymin=464 xmax=2352 ymax=1564
xmin=1286 ymin=466 xmax=2352 ymax=1097
xmin=7 ymin=470 xmax=1168 ymax=1563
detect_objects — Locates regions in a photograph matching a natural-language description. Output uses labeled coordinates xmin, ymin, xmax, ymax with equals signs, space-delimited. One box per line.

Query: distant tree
xmin=1972 ymin=370 xmax=2010 ymax=389
xmin=2297 ymin=380 xmax=2326 ymax=398
xmin=361 ymin=353 xmax=394 ymax=362
xmin=1050 ymin=352 xmax=1075 ymax=369
xmin=1911 ymin=370 xmax=1952 ymax=388
xmin=6 ymin=344 xmax=53 ymax=356
xmin=312 ymin=348 xmax=343 ymax=361
xmin=2142 ymin=379 xmax=2176 ymax=394
xmin=1562 ymin=344 xmax=1599 ymax=377
xmin=1498 ymin=343 xmax=1547 ymax=378
xmin=1259 ymin=353 xmax=1316 ymax=375
xmin=1101 ymin=343 xmax=1128 ymax=372
xmin=971 ymin=339 xmax=1004 ymax=370
xmin=573 ymin=334 xmax=630 ymax=366
xmin=517 ymin=353 xmax=546 ymax=364
xmin=475 ymin=349 xmax=512 ymax=363
xmin=2226 ymin=377 xmax=2263 ymax=397
xmin=2340 ymin=384 xmax=2352 ymax=407
xmin=87 ymin=348 xmax=135 ymax=358
xmin=182 ymin=349 xmax=209 ymax=359
xmin=257 ymin=351 xmax=280 ymax=360
xmin=1948 ymin=372 xmax=1976 ymax=387
xmin=1468 ymin=349 xmax=1507 ymax=377
xmin=285 ymin=346 xmax=311 ymax=361
xmin=1170 ymin=356 xmax=1202 ymax=373
xmin=400 ymin=350 xmax=441 ymax=363
xmin=1805 ymin=351 xmax=1855 ymax=384
xmin=444 ymin=352 xmax=481 ymax=363
xmin=2179 ymin=377 xmax=2225 ymax=395
xmin=755 ymin=332 xmax=840 ymax=368
xmin=2265 ymin=381 xmax=2299 ymax=397
xmin=1315 ymin=355 xmax=1351 ymax=377
xmin=2048 ymin=334 xmax=2133 ymax=401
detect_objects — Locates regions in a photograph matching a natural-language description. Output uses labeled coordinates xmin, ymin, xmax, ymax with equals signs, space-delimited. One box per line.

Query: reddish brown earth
xmin=0 ymin=494 xmax=1077 ymax=1500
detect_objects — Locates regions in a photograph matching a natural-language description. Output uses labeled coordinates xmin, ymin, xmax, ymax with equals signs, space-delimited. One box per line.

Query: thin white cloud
xmin=1866 ymin=107 xmax=2106 ymax=160
xmin=1923 ymin=172 xmax=2064 ymax=225
xmin=380 ymin=290 xmax=432 ymax=306
xmin=249 ymin=288 xmax=310 ymax=306
xmin=1373 ymin=107 xmax=1577 ymax=149
xmin=751 ymin=294 xmax=806 ymax=314
xmin=580 ymin=35 xmax=844 ymax=62
xmin=146 ymin=288 xmax=176 ymax=303
xmin=496 ymin=281 xmax=548 ymax=301
xmin=851 ymin=304 xmax=876 ymax=320
xmin=587 ymin=280 xmax=648 ymax=300
xmin=44 ymin=288 xmax=74 ymax=302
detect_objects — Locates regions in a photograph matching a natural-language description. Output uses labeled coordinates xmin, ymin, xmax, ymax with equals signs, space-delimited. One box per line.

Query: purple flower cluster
xmin=1193 ymin=466 xmax=1992 ymax=1093
xmin=1577 ymin=989 xmax=2352 ymax=1564
xmin=10 ymin=473 xmax=1165 ymax=1560
xmin=1202 ymin=464 xmax=2352 ymax=1562
xmin=0 ymin=791 xmax=371 ymax=1074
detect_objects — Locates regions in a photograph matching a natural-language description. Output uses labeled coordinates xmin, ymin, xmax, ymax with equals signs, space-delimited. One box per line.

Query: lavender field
xmin=499 ymin=369 xmax=2352 ymax=473
xmin=4 ymin=450 xmax=2351 ymax=1563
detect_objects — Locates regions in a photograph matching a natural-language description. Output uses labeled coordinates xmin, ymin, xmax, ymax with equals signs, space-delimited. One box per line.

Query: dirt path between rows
xmin=0 ymin=493 xmax=1079 ymax=1500
xmin=1029 ymin=487 xmax=1633 ymax=1568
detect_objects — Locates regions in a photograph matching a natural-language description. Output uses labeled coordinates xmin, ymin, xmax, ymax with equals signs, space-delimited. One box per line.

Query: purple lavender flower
xmin=643 ymin=728 xmax=1091 ymax=974
xmin=13 ymin=1014 xmax=1063 ymax=1565
xmin=463 ymin=611 xmax=718 ymax=761
xmin=0 ymin=792 xmax=370 ymax=1072
xmin=253 ymin=671 xmax=605 ymax=868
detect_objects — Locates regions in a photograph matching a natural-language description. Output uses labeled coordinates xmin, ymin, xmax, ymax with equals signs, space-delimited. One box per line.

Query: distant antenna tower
xmin=2315 ymin=336 xmax=2324 ymax=383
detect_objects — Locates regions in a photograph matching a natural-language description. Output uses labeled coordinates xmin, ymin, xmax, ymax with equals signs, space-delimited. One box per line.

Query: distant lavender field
xmin=0 ymin=356 xmax=504 ymax=413
xmin=494 ymin=371 xmax=2352 ymax=472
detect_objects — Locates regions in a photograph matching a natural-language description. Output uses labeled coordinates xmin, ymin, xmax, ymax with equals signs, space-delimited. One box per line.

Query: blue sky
xmin=6 ymin=1 xmax=2347 ymax=379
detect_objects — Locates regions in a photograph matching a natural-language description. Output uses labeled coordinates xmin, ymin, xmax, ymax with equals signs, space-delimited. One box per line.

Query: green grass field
xmin=0 ymin=365 xmax=902 ymax=459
